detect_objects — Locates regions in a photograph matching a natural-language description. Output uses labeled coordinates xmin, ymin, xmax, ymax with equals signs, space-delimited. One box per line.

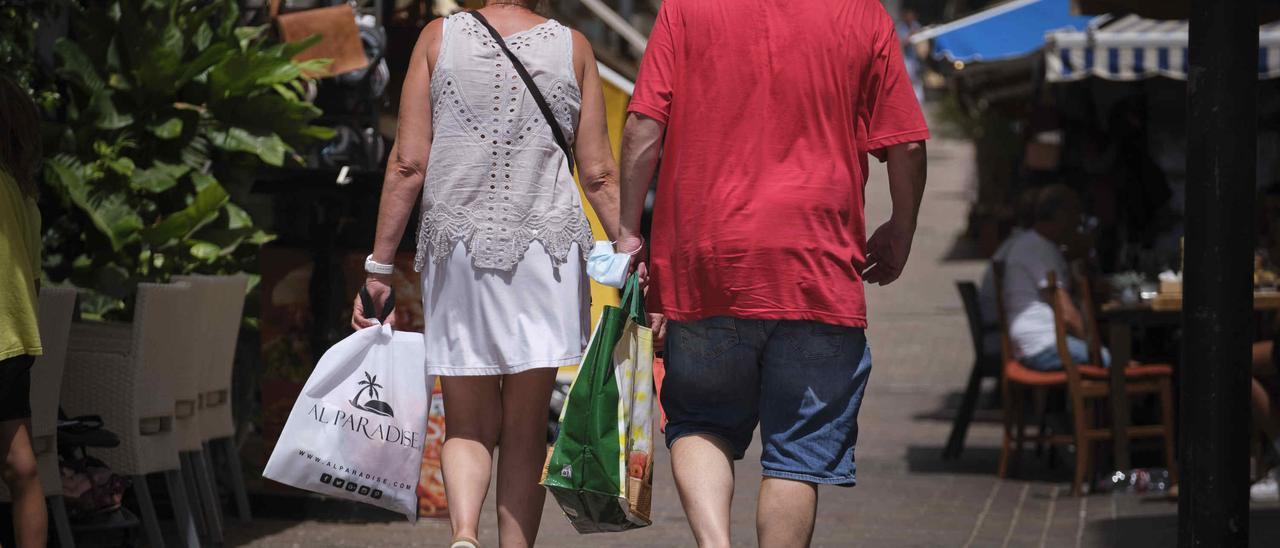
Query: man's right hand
xmin=863 ymin=218 xmax=916 ymax=285
xmin=352 ymin=277 xmax=395 ymax=330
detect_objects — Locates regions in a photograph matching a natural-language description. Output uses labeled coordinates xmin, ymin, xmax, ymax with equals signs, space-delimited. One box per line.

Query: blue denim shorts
xmin=661 ymin=317 xmax=873 ymax=486
xmin=1021 ymin=336 xmax=1112 ymax=372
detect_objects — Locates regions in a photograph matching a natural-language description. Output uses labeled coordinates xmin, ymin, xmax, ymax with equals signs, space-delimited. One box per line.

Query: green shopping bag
xmin=542 ymin=273 xmax=655 ymax=533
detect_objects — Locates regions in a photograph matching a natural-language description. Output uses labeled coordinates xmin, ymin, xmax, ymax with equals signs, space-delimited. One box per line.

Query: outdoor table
xmin=1100 ymin=291 xmax=1280 ymax=472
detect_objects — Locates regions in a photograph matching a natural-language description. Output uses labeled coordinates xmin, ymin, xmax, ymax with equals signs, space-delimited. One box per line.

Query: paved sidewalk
xmin=225 ymin=137 xmax=1280 ymax=547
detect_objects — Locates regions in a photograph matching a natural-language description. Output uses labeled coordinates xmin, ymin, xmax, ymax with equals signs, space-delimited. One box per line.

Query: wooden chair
xmin=943 ymin=281 xmax=1003 ymax=459
xmin=1067 ymin=264 xmax=1178 ymax=490
xmin=993 ymin=261 xmax=1177 ymax=495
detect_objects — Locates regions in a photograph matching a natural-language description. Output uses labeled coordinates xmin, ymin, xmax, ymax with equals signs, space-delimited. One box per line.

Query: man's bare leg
xmin=757 ymin=477 xmax=817 ymax=548
xmin=671 ymin=434 xmax=735 ymax=548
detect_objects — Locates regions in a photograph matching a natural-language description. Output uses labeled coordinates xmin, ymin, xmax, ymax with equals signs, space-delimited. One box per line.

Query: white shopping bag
xmin=264 ymin=289 xmax=431 ymax=521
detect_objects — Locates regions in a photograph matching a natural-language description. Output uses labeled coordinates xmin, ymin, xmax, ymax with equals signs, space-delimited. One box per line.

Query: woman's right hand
xmin=352 ymin=276 xmax=396 ymax=330
xmin=617 ymin=234 xmax=649 ymax=289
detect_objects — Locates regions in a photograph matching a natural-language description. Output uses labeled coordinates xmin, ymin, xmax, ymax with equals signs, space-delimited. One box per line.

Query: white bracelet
xmin=616 ymin=236 xmax=646 ymax=256
xmin=364 ymin=254 xmax=394 ymax=275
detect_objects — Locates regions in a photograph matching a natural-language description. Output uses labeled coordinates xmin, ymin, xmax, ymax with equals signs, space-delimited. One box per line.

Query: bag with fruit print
xmin=541 ymin=273 xmax=654 ymax=533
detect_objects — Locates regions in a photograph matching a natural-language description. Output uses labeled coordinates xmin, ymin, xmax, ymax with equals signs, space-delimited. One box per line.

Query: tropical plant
xmin=0 ymin=1 xmax=63 ymax=109
xmin=38 ymin=0 xmax=333 ymax=319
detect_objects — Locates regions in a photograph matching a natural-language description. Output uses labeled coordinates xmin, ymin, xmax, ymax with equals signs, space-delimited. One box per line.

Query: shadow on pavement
xmin=1091 ymin=507 xmax=1280 ymax=547
xmin=905 ymin=444 xmax=1075 ymax=484
xmin=221 ymin=493 xmax=404 ymax=546
xmin=910 ymin=390 xmax=1002 ymax=423
xmin=223 ymin=519 xmax=301 ymax=547
xmin=247 ymin=492 xmax=401 ymax=523
xmin=942 ymin=233 xmax=988 ymax=263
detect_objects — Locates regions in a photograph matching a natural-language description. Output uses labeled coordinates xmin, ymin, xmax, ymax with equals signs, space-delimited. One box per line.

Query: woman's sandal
xmin=449 ymin=537 xmax=480 ymax=548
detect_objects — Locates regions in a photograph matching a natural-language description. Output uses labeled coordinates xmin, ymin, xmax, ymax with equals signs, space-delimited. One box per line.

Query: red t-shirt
xmin=628 ymin=0 xmax=929 ymax=328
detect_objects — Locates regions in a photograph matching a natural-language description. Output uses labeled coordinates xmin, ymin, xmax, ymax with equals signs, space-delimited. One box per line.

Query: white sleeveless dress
xmin=415 ymin=14 xmax=593 ymax=376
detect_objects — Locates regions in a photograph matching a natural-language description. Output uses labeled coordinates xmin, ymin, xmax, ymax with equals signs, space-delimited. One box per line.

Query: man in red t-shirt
xmin=616 ymin=1 xmax=928 ymax=545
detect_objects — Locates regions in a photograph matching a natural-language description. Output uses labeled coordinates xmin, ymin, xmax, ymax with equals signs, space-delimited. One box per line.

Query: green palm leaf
xmin=28 ymin=0 xmax=333 ymax=320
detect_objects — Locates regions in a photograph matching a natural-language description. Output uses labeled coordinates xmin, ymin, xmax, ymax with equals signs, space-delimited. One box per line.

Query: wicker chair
xmin=167 ymin=276 xmax=224 ymax=544
xmin=175 ymin=274 xmax=251 ymax=524
xmin=0 ymin=286 xmax=78 ymax=546
xmin=63 ymin=282 xmax=201 ymax=547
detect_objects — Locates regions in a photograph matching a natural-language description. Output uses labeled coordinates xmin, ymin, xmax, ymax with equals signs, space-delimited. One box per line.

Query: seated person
xmin=979 ymin=188 xmax=1043 ymax=355
xmin=980 ymin=185 xmax=1109 ymax=371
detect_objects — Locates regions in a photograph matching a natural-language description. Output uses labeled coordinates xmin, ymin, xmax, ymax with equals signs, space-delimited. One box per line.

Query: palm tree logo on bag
xmin=350 ymin=372 xmax=395 ymax=417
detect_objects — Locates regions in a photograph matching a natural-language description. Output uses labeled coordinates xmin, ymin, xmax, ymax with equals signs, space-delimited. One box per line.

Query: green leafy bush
xmin=37 ymin=0 xmax=333 ymax=318
xmin=0 ymin=1 xmax=61 ymax=109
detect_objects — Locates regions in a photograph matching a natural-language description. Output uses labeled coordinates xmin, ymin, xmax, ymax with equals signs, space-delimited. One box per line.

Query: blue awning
xmin=911 ymin=0 xmax=1095 ymax=63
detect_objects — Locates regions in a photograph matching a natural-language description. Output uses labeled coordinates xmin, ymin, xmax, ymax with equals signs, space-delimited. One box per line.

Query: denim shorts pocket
xmin=790 ymin=322 xmax=853 ymax=361
xmin=672 ymin=317 xmax=740 ymax=361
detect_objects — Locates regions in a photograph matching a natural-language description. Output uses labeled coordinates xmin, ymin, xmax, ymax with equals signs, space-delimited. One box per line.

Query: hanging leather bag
xmin=271 ymin=0 xmax=369 ymax=77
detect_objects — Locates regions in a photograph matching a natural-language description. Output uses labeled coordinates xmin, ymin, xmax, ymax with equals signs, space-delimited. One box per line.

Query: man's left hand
xmin=863 ymin=219 xmax=916 ymax=286
xmin=649 ymin=313 xmax=667 ymax=347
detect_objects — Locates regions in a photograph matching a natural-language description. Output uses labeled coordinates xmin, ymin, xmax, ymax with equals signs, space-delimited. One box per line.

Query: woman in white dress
xmin=351 ymin=2 xmax=620 ymax=546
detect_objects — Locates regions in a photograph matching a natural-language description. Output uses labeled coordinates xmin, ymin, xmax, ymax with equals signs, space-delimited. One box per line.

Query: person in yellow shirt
xmin=1 ymin=75 xmax=48 ymax=548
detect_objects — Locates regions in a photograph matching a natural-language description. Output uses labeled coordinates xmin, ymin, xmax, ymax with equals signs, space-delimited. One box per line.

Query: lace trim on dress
xmin=414 ymin=202 xmax=593 ymax=272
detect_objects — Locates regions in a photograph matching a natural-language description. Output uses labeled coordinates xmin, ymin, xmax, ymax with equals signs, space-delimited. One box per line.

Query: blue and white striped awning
xmin=1046 ymin=14 xmax=1280 ymax=82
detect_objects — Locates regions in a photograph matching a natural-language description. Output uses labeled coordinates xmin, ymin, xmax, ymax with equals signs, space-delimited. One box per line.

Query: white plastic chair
xmin=174 ymin=274 xmax=251 ymax=524
xmin=62 ymin=282 xmax=201 ymax=548
xmin=0 ymin=286 xmax=78 ymax=547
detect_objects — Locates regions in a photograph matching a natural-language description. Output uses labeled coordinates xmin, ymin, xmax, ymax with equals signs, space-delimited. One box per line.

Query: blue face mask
xmin=586 ymin=241 xmax=632 ymax=288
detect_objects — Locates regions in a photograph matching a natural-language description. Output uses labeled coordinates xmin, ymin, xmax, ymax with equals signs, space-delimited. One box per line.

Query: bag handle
xmin=619 ymin=273 xmax=647 ymax=327
xmin=359 ymin=285 xmax=396 ymax=324
xmin=468 ymin=11 xmax=576 ymax=174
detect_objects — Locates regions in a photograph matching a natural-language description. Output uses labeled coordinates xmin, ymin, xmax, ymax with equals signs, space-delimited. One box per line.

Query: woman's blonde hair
xmin=0 ymin=76 xmax=42 ymax=198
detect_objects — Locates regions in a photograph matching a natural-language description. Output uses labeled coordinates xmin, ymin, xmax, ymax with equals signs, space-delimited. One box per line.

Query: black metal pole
xmin=1181 ymin=1 xmax=1257 ymax=546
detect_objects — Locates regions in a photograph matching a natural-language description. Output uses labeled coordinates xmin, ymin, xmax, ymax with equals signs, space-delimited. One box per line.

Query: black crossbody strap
xmin=468 ymin=11 xmax=576 ymax=174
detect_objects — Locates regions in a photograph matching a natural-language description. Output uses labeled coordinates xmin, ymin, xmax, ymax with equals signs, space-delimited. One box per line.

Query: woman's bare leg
xmin=495 ymin=368 xmax=557 ymax=548
xmin=2 ymin=418 xmax=47 ymax=548
xmin=442 ymin=376 xmax=503 ymax=542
